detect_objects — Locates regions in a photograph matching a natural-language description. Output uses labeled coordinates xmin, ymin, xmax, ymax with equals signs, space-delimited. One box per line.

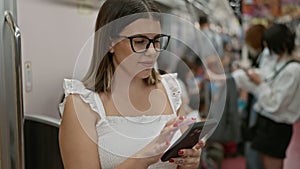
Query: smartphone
xmin=161 ymin=120 xmax=217 ymax=162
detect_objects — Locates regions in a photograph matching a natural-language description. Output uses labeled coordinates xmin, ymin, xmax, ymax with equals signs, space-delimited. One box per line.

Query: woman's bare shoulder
xmin=62 ymin=94 xmax=100 ymax=126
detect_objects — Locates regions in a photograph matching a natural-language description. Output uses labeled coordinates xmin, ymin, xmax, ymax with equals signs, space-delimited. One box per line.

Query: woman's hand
xmin=246 ymin=69 xmax=263 ymax=85
xmin=169 ymin=140 xmax=205 ymax=169
xmin=133 ymin=116 xmax=196 ymax=166
xmin=204 ymin=69 xmax=227 ymax=82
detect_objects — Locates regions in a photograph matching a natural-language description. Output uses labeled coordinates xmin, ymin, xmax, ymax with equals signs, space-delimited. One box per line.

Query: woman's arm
xmin=248 ymin=67 xmax=298 ymax=113
xmin=59 ymin=95 xmax=101 ymax=169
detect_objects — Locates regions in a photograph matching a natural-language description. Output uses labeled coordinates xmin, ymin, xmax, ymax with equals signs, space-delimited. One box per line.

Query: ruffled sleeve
xmin=161 ymin=73 xmax=182 ymax=112
xmin=59 ymin=79 xmax=99 ymax=116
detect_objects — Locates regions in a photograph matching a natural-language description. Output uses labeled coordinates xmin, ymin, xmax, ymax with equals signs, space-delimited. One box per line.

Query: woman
xmin=246 ymin=24 xmax=300 ymax=169
xmin=59 ymin=0 xmax=203 ymax=169
xmin=239 ymin=24 xmax=267 ymax=169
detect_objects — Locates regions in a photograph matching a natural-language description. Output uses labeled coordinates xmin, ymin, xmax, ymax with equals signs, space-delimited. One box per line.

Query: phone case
xmin=161 ymin=120 xmax=216 ymax=162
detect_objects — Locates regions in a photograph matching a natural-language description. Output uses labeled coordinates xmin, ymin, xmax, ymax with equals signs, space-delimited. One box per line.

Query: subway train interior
xmin=1 ymin=0 xmax=300 ymax=169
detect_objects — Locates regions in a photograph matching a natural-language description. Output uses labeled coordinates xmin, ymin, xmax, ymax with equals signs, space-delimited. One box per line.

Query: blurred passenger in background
xmin=199 ymin=16 xmax=224 ymax=62
xmin=246 ymin=24 xmax=300 ymax=169
xmin=236 ymin=24 xmax=267 ymax=169
xmin=204 ymin=22 xmax=299 ymax=169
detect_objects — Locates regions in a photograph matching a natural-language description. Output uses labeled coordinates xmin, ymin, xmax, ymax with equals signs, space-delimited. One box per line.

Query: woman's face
xmin=111 ymin=18 xmax=162 ymax=79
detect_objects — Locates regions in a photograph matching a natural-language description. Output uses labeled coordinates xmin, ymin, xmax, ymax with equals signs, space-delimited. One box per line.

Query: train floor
xmin=222 ymin=155 xmax=245 ymax=169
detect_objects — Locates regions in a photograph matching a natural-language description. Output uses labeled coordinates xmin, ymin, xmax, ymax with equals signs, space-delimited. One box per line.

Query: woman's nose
xmin=144 ymin=43 xmax=157 ymax=56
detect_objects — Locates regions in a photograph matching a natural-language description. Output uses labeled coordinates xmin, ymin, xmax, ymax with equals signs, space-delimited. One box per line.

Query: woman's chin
xmin=136 ymin=69 xmax=152 ymax=79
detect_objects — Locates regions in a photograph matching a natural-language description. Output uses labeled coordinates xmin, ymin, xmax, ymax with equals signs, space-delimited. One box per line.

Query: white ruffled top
xmin=59 ymin=74 xmax=182 ymax=169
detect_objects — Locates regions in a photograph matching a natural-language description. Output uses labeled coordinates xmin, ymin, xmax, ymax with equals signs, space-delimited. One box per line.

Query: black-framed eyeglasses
xmin=118 ymin=34 xmax=170 ymax=53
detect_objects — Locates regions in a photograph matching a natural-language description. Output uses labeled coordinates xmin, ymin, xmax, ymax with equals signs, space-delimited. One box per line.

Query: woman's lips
xmin=139 ymin=61 xmax=154 ymax=68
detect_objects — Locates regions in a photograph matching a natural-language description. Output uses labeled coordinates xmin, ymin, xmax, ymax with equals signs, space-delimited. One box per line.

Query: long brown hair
xmin=82 ymin=0 xmax=160 ymax=92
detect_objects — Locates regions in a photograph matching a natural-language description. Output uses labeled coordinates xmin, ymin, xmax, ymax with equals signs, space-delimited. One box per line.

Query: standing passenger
xmin=241 ymin=24 xmax=266 ymax=169
xmin=246 ymin=24 xmax=300 ymax=169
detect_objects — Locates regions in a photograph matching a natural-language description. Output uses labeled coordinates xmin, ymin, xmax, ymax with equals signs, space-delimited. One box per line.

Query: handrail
xmin=4 ymin=10 xmax=24 ymax=169
xmin=25 ymin=114 xmax=61 ymax=128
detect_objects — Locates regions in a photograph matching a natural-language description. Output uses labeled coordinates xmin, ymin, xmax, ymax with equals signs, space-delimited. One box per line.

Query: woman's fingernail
xmin=169 ymin=159 xmax=174 ymax=163
xmin=198 ymin=140 xmax=205 ymax=146
xmin=173 ymin=123 xmax=178 ymax=127
xmin=179 ymin=116 xmax=184 ymax=120
xmin=178 ymin=150 xmax=184 ymax=155
xmin=191 ymin=117 xmax=196 ymax=121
